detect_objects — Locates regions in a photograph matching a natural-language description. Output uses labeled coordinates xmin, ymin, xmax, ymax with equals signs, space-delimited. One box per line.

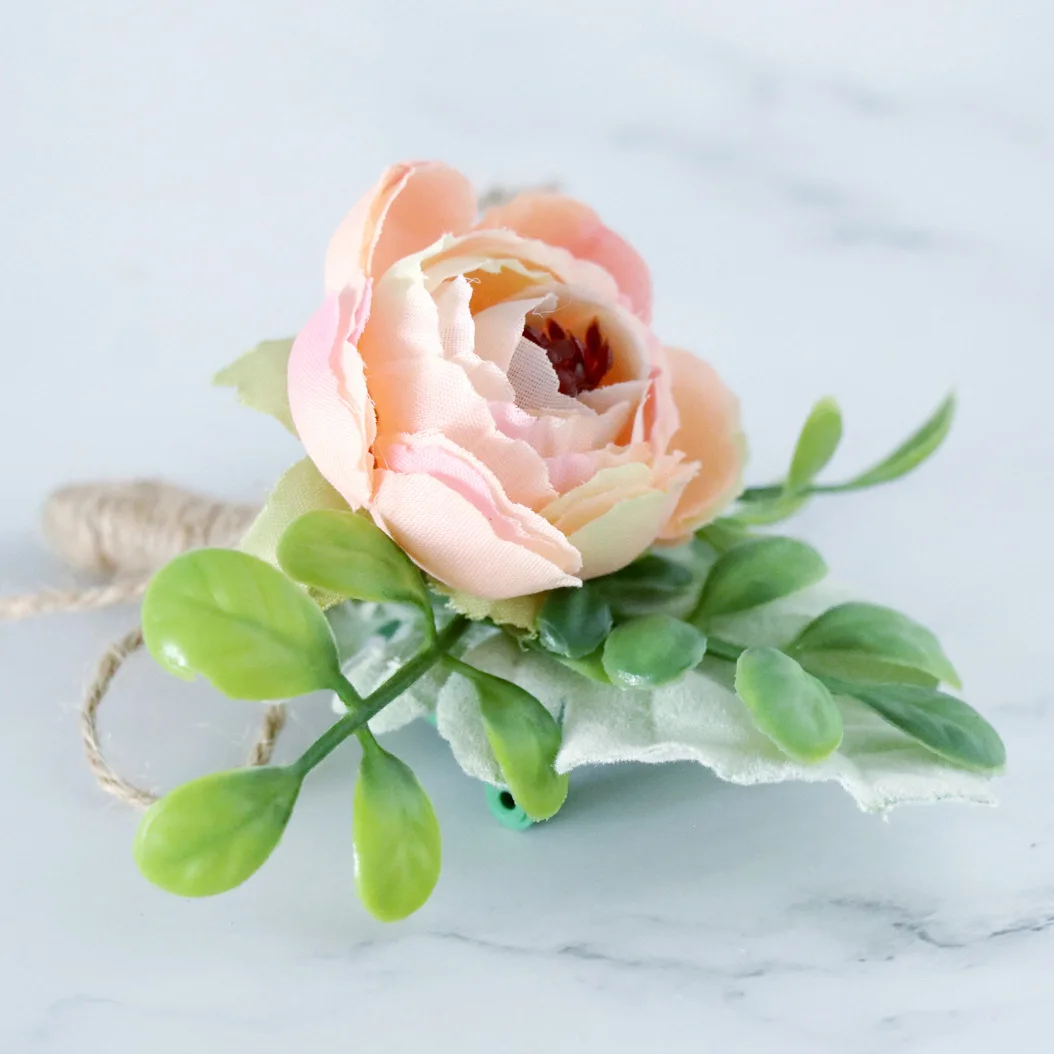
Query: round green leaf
xmin=828 ymin=679 xmax=1005 ymax=773
xmin=278 ymin=510 xmax=429 ymax=610
xmin=537 ymin=585 xmax=613 ymax=660
xmin=142 ymin=549 xmax=341 ymax=699
xmin=353 ymin=737 xmax=442 ymax=922
xmin=735 ymin=647 xmax=843 ymax=763
xmin=601 ymin=615 xmax=708 ymax=688
xmin=790 ymin=602 xmax=960 ymax=688
xmin=594 ymin=552 xmax=695 ymax=617
xmin=787 ymin=396 xmax=843 ymax=493
xmin=453 ymin=661 xmax=569 ymax=821
xmin=133 ymin=767 xmax=302 ymax=897
xmin=693 ymin=536 xmax=827 ymax=620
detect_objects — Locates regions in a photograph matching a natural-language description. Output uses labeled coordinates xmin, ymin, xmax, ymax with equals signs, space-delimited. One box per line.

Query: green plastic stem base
xmin=484 ymin=784 xmax=536 ymax=831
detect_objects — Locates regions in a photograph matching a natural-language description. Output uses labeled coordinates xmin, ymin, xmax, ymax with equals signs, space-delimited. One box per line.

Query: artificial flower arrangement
xmin=134 ymin=161 xmax=1005 ymax=923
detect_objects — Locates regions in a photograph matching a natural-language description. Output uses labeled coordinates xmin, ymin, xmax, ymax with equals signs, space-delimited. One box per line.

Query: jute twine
xmin=0 ymin=481 xmax=286 ymax=809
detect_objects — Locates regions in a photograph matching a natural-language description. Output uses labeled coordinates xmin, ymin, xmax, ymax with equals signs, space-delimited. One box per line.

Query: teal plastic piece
xmin=484 ymin=784 xmax=536 ymax=831
xmin=422 ymin=712 xmax=537 ymax=830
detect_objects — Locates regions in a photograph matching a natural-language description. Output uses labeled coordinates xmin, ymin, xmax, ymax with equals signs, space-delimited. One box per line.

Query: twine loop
xmin=3 ymin=481 xmax=282 ymax=808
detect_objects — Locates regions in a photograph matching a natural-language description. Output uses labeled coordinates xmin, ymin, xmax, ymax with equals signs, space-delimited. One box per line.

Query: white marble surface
xmin=2 ymin=2 xmax=1053 ymax=1051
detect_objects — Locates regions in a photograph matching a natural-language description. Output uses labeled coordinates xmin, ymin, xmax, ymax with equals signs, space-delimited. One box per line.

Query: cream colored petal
xmin=567 ymin=489 xmax=673 ymax=579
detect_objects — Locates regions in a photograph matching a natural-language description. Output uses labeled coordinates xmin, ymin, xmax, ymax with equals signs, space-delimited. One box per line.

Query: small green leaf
xmin=601 ymin=615 xmax=708 ymax=688
xmin=787 ymin=397 xmax=843 ymax=493
xmin=133 ymin=767 xmax=302 ymax=897
xmin=593 ymin=552 xmax=695 ymax=617
xmin=353 ymin=736 xmax=442 ymax=922
xmin=278 ymin=510 xmax=430 ymax=611
xmin=728 ymin=492 xmax=810 ymax=526
xmin=835 ymin=393 xmax=955 ymax=492
xmin=790 ymin=602 xmax=960 ymax=688
xmin=693 ymin=536 xmax=827 ymax=621
xmin=735 ymin=647 xmax=843 ymax=763
xmin=214 ymin=338 xmax=296 ymax=434
xmin=537 ymin=585 xmax=613 ymax=660
xmin=550 ymin=647 xmax=612 ymax=684
xmin=828 ymin=679 xmax=1005 ymax=773
xmin=793 ymin=652 xmax=938 ymax=689
xmin=453 ymin=661 xmax=569 ymax=821
xmin=142 ymin=549 xmax=341 ymax=699
xmin=696 ymin=519 xmax=754 ymax=553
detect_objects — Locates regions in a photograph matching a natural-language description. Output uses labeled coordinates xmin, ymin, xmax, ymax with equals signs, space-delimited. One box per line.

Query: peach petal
xmin=489 ymin=400 xmax=633 ymax=459
xmin=660 ymin=347 xmax=746 ymax=538
xmin=425 ymin=229 xmax=622 ymax=310
xmin=287 ymin=284 xmax=375 ymax=509
xmin=541 ymin=463 xmax=652 ymax=527
xmin=372 ymin=439 xmax=582 ymax=599
xmin=479 ymin=192 xmax=653 ymax=323
xmin=325 ymin=162 xmax=476 ymax=290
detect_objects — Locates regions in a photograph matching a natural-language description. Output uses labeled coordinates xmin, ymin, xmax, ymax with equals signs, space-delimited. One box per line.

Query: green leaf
xmin=278 ymin=510 xmax=430 ymax=611
xmin=735 ymin=647 xmax=843 ymax=763
xmin=693 ymin=536 xmax=827 ymax=621
xmin=142 ymin=549 xmax=341 ymax=699
xmin=792 ymin=652 xmax=938 ymax=689
xmin=353 ymin=736 xmax=442 ymax=922
xmin=787 ymin=397 xmax=843 ymax=493
xmin=601 ymin=615 xmax=708 ymax=688
xmin=827 ymin=679 xmax=1005 ymax=773
xmin=214 ymin=338 xmax=296 ymax=434
xmin=593 ymin=552 xmax=696 ymax=618
xmin=696 ymin=519 xmax=754 ymax=553
xmin=537 ymin=585 xmax=613 ymax=660
xmin=790 ymin=602 xmax=961 ymax=688
xmin=133 ymin=767 xmax=302 ymax=897
xmin=453 ymin=661 xmax=569 ymax=821
xmin=727 ymin=492 xmax=809 ymax=526
xmin=239 ymin=459 xmax=350 ymax=602
xmin=549 ymin=647 xmax=612 ymax=684
xmin=834 ymin=393 xmax=955 ymax=492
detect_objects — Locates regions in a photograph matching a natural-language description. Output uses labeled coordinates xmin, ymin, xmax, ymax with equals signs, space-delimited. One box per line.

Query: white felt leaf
xmin=431 ymin=585 xmax=996 ymax=813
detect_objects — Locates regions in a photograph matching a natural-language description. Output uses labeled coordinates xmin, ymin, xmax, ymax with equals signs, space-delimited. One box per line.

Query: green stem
xmin=292 ymin=616 xmax=470 ymax=778
xmin=740 ymin=480 xmax=869 ymax=504
xmin=704 ymin=636 xmax=746 ymax=662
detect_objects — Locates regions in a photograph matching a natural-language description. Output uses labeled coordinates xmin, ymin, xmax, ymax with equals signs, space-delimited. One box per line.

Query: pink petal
xmin=479 ymin=192 xmax=653 ymax=323
xmin=325 ymin=161 xmax=476 ymax=289
xmin=372 ymin=437 xmax=581 ymax=599
xmin=287 ymin=283 xmax=376 ymax=509
xmin=659 ymin=347 xmax=746 ymax=538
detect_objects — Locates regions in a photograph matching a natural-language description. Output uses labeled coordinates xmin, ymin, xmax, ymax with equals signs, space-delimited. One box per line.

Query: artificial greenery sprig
xmin=130 ymin=394 xmax=1003 ymax=923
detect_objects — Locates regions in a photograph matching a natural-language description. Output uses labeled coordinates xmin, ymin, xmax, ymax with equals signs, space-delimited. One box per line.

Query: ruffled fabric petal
xmin=479 ymin=192 xmax=653 ymax=323
xmin=372 ymin=435 xmax=581 ymax=598
xmin=286 ymin=282 xmax=376 ymax=509
xmin=325 ymin=161 xmax=476 ymax=290
xmin=660 ymin=347 xmax=746 ymax=539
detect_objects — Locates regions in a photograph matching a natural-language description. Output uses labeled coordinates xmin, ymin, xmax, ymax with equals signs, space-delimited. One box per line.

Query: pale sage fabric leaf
xmin=214 ymin=338 xmax=296 ymax=434
xmin=431 ymin=583 xmax=996 ymax=813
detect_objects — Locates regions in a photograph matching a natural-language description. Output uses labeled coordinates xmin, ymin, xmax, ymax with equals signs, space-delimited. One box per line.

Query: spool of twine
xmin=0 ymin=481 xmax=286 ymax=809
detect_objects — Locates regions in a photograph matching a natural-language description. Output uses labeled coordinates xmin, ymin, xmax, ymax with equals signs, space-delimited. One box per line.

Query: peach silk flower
xmin=287 ymin=161 xmax=744 ymax=601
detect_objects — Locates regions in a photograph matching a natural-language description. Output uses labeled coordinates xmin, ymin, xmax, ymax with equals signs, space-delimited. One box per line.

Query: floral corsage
xmin=133 ymin=161 xmax=1004 ymax=922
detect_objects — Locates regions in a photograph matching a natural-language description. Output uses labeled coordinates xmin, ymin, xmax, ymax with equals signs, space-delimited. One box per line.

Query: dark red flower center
xmin=522 ymin=318 xmax=613 ymax=398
